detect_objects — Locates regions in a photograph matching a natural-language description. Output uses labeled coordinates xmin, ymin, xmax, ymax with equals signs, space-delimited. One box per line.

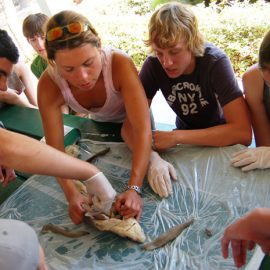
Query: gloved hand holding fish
xmin=43 ymin=144 xmax=193 ymax=247
xmin=42 ymin=144 xmax=146 ymax=243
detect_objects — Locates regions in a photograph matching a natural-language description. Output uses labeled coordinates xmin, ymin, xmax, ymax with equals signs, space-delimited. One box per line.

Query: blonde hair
xmin=45 ymin=10 xmax=101 ymax=61
xmin=145 ymin=2 xmax=205 ymax=56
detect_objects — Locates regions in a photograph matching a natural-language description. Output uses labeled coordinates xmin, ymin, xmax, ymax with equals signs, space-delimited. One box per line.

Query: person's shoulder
xmin=103 ymin=46 xmax=127 ymax=58
xmin=102 ymin=46 xmax=131 ymax=68
xmin=203 ymin=43 xmax=227 ymax=61
xmin=38 ymin=69 xmax=62 ymax=102
xmin=242 ymin=64 xmax=262 ymax=87
xmin=144 ymin=54 xmax=158 ymax=64
xmin=38 ymin=68 xmax=55 ymax=88
xmin=13 ymin=60 xmax=28 ymax=76
xmin=243 ymin=64 xmax=260 ymax=78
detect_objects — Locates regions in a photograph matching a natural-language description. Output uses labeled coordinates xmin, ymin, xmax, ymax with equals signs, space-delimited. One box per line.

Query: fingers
xmin=231 ymin=240 xmax=247 ymax=268
xmin=152 ymin=175 xmax=170 ymax=197
xmin=4 ymin=170 xmax=16 ymax=187
xmin=168 ymin=163 xmax=177 ymax=180
xmin=241 ymin=163 xmax=257 ymax=172
xmin=221 ymin=235 xmax=230 ymax=259
xmin=136 ymin=208 xmax=142 ymax=221
xmin=231 ymin=156 xmax=256 ymax=168
xmin=163 ymin=171 xmax=173 ymax=196
xmin=69 ymin=205 xmax=84 ymax=224
xmin=222 ymin=235 xmax=248 ymax=268
xmin=69 ymin=196 xmax=89 ymax=224
xmin=231 ymin=149 xmax=249 ymax=158
xmin=149 ymin=173 xmax=173 ymax=197
xmin=1 ymin=168 xmax=16 ymax=187
xmin=0 ymin=169 xmax=4 ymax=185
xmin=230 ymin=149 xmax=258 ymax=171
xmin=115 ymin=191 xmax=143 ymax=220
xmin=247 ymin=241 xmax=256 ymax=251
xmin=114 ymin=196 xmax=123 ymax=212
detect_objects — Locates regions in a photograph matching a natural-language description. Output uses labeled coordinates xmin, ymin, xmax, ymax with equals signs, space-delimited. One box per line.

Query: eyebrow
xmin=62 ymin=57 xmax=93 ymax=69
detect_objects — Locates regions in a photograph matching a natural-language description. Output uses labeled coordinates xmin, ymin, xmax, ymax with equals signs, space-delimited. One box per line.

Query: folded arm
xmin=153 ymin=97 xmax=252 ymax=151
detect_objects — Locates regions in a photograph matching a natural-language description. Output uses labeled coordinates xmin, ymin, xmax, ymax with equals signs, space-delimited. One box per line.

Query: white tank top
xmin=48 ymin=46 xmax=126 ymax=122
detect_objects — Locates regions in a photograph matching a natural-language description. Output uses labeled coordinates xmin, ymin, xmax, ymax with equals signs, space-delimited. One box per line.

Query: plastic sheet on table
xmin=1 ymin=141 xmax=270 ymax=270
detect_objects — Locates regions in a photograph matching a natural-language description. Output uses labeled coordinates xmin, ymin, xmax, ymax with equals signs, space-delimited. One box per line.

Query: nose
xmin=77 ymin=67 xmax=89 ymax=82
xmin=162 ymin=54 xmax=173 ymax=68
xmin=36 ymin=37 xmax=45 ymax=50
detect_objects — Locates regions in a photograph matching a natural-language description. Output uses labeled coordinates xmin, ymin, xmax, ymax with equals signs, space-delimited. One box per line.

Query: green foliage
xmin=89 ymin=0 xmax=270 ymax=77
xmin=151 ymin=0 xmax=171 ymax=8
xmin=126 ymin=0 xmax=152 ymax=15
xmin=195 ymin=0 xmax=270 ymax=76
xmin=151 ymin=0 xmax=204 ymax=8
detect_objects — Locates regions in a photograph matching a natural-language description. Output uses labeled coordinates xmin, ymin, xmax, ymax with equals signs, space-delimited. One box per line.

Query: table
xmin=0 ymin=137 xmax=269 ymax=269
xmin=0 ymin=104 xmax=123 ymax=142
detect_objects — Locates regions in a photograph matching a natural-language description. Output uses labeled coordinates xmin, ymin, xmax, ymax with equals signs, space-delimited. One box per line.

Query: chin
xmin=39 ymin=52 xmax=47 ymax=58
xmin=167 ymin=72 xmax=181 ymax=78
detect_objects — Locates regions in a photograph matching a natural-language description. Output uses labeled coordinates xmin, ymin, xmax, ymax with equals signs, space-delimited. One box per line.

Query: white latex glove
xmin=84 ymin=172 xmax=117 ymax=215
xmin=231 ymin=147 xmax=270 ymax=171
xmin=0 ymin=166 xmax=16 ymax=187
xmin=147 ymin=151 xmax=177 ymax=197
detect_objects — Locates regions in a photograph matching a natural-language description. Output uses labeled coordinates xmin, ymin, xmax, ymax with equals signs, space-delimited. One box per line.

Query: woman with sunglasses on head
xmin=38 ymin=10 xmax=152 ymax=224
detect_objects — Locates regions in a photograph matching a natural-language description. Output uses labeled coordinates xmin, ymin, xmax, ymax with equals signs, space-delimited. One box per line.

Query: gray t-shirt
xmin=139 ymin=43 xmax=242 ymax=129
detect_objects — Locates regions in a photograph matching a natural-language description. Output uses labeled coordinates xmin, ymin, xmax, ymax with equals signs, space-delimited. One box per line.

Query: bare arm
xmin=153 ymin=96 xmax=252 ymax=150
xmin=113 ymin=53 xmax=152 ymax=186
xmin=221 ymin=208 xmax=270 ymax=268
xmin=38 ymin=71 xmax=87 ymax=223
xmin=14 ymin=61 xmax=38 ymax=106
xmin=0 ymin=128 xmax=99 ymax=179
xmin=38 ymin=71 xmax=78 ymax=197
xmin=0 ymin=88 xmax=35 ymax=108
xmin=112 ymin=53 xmax=152 ymax=219
xmin=243 ymin=64 xmax=270 ymax=146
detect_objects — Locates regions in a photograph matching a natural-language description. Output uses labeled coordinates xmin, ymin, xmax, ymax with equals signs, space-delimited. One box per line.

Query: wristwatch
xmin=126 ymin=185 xmax=142 ymax=195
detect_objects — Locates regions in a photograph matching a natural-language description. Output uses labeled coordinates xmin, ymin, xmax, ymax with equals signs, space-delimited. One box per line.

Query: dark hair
xmin=0 ymin=29 xmax=19 ymax=63
xmin=22 ymin=13 xmax=49 ymax=38
xmin=259 ymin=30 xmax=270 ymax=69
xmin=45 ymin=10 xmax=100 ymax=61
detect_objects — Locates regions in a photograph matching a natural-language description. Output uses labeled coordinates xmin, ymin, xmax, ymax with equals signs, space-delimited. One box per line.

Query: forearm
xmin=24 ymin=90 xmax=38 ymax=107
xmin=0 ymin=129 xmax=99 ymax=180
xmin=56 ymin=176 xmax=81 ymax=201
xmin=172 ymin=123 xmax=251 ymax=147
xmin=130 ymin=135 xmax=151 ymax=186
xmin=0 ymin=89 xmax=32 ymax=108
xmin=121 ymin=122 xmax=151 ymax=186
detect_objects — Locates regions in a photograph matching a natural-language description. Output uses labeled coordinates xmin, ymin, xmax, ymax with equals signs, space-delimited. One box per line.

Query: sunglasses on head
xmin=46 ymin=22 xmax=90 ymax=42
